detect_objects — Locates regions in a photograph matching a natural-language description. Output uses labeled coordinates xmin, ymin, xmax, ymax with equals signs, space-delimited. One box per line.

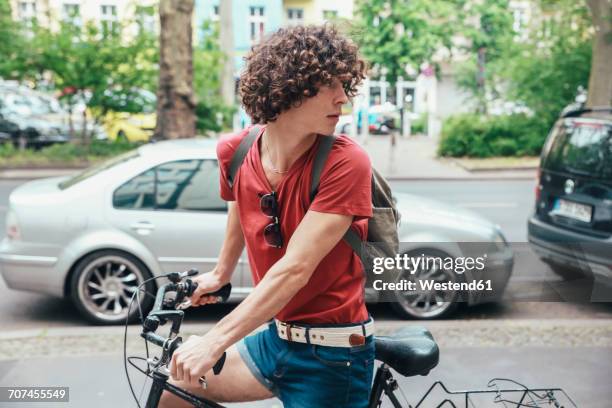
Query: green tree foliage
xmin=2 ymin=14 xmax=158 ymax=142
xmin=500 ymin=0 xmax=592 ymax=125
xmin=0 ymin=0 xmax=22 ymax=78
xmin=454 ymin=0 xmax=514 ymax=112
xmin=352 ymin=0 xmax=466 ymax=83
xmin=193 ymin=21 xmax=235 ymax=132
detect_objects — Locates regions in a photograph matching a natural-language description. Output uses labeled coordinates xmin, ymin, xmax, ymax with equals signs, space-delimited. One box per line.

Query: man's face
xmin=280 ymin=79 xmax=349 ymax=135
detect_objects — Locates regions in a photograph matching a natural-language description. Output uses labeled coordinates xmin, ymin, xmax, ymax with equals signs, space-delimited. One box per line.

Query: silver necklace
xmin=264 ymin=133 xmax=289 ymax=174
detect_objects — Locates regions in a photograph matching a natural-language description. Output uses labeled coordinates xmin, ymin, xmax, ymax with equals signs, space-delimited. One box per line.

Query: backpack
xmin=225 ymin=125 xmax=400 ymax=270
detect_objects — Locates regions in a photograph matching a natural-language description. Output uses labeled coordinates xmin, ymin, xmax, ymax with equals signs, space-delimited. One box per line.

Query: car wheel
xmin=390 ymin=249 xmax=460 ymax=320
xmin=116 ymin=130 xmax=128 ymax=142
xmin=70 ymin=250 xmax=156 ymax=325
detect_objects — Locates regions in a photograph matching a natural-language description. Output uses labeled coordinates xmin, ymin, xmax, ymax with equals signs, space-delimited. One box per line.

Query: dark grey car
xmin=528 ymin=107 xmax=612 ymax=283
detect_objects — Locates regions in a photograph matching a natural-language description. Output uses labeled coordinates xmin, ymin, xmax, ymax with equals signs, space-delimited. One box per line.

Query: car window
xmin=59 ymin=150 xmax=140 ymax=190
xmin=155 ymin=159 xmax=226 ymax=211
xmin=113 ymin=169 xmax=156 ymax=209
xmin=113 ymin=169 xmax=155 ymax=210
xmin=543 ymin=119 xmax=612 ymax=179
xmin=113 ymin=159 xmax=227 ymax=212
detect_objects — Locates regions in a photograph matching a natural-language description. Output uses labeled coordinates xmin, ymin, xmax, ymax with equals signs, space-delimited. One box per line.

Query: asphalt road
xmin=390 ymin=179 xmax=535 ymax=242
xmin=1 ymin=178 xmax=611 ymax=331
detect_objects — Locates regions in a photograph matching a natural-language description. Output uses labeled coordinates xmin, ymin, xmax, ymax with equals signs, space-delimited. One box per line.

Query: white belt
xmin=275 ymin=318 xmax=375 ymax=348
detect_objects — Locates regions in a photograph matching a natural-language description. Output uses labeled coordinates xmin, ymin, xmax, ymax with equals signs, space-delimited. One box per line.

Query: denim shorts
xmin=237 ymin=320 xmax=375 ymax=408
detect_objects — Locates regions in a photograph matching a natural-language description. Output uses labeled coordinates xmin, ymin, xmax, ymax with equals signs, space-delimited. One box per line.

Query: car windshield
xmin=58 ymin=150 xmax=140 ymax=190
xmin=1 ymin=92 xmax=33 ymax=116
xmin=543 ymin=118 xmax=612 ymax=179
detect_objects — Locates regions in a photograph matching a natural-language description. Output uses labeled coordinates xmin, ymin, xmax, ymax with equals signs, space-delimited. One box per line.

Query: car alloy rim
xmin=395 ymin=256 xmax=456 ymax=318
xmin=77 ymin=255 xmax=145 ymax=321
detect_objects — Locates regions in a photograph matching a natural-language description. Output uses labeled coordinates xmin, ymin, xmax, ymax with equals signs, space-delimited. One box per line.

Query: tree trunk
xmin=155 ymin=0 xmax=196 ymax=139
xmin=585 ymin=0 xmax=612 ymax=108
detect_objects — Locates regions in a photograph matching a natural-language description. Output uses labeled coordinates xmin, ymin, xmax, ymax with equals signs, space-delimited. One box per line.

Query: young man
xmin=160 ymin=25 xmax=373 ymax=408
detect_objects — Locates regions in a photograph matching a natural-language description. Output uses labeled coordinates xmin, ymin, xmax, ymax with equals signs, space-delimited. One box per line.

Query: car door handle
xmin=130 ymin=221 xmax=155 ymax=233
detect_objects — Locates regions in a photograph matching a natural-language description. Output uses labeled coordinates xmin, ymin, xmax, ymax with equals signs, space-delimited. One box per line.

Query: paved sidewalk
xmin=360 ymin=134 xmax=536 ymax=180
xmin=0 ymin=320 xmax=610 ymax=407
xmin=1 ymin=346 xmax=609 ymax=407
xmin=0 ymin=135 xmax=536 ymax=181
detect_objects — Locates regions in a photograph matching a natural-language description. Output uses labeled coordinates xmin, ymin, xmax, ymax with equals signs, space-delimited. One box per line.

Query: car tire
xmin=70 ymin=250 xmax=156 ymax=325
xmin=116 ymin=130 xmax=128 ymax=142
xmin=390 ymin=249 xmax=460 ymax=320
xmin=546 ymin=261 xmax=591 ymax=281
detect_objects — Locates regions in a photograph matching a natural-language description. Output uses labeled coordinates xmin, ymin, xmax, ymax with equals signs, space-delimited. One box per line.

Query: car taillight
xmin=535 ymin=168 xmax=542 ymax=204
xmin=6 ymin=210 xmax=20 ymax=240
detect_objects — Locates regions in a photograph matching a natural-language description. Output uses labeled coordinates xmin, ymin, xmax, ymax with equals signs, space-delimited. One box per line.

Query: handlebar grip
xmin=193 ymin=282 xmax=232 ymax=303
xmin=208 ymin=283 xmax=232 ymax=303
xmin=212 ymin=352 xmax=226 ymax=375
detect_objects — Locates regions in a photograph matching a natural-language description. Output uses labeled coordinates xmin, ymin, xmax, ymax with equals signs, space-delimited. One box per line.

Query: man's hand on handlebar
xmin=170 ymin=333 xmax=225 ymax=388
xmin=179 ymin=271 xmax=228 ymax=309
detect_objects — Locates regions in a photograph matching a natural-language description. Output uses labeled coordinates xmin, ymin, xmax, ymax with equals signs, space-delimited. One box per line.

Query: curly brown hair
xmin=239 ymin=24 xmax=367 ymax=124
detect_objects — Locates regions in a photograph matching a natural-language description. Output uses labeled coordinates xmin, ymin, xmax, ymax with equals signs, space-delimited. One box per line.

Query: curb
xmin=0 ymin=168 xmax=83 ymax=180
xmin=1 ymin=320 xmax=611 ymax=361
xmin=1 ymin=318 xmax=610 ymax=341
xmin=448 ymin=158 xmax=539 ymax=173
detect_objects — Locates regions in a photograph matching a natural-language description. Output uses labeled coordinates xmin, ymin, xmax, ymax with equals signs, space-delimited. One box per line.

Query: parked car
xmin=528 ymin=106 xmax=612 ymax=283
xmin=335 ymin=103 xmax=399 ymax=135
xmin=96 ymin=89 xmax=156 ymax=142
xmin=0 ymin=92 xmax=71 ymax=148
xmin=0 ymin=86 xmax=107 ymax=147
xmin=0 ymin=138 xmax=513 ymax=324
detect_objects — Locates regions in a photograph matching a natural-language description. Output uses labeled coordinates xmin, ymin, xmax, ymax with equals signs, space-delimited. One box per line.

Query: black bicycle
xmin=124 ymin=270 xmax=577 ymax=408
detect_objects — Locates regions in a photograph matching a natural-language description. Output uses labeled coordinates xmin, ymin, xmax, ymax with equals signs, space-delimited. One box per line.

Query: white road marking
xmin=459 ymin=202 xmax=519 ymax=208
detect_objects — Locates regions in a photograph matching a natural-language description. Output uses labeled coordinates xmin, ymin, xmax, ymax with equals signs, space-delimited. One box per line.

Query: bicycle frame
xmin=144 ymin=368 xmax=224 ymax=408
xmin=369 ymin=364 xmax=404 ymax=408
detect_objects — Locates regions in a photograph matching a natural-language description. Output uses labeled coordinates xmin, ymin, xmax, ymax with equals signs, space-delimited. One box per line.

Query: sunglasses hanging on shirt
xmin=259 ymin=191 xmax=283 ymax=248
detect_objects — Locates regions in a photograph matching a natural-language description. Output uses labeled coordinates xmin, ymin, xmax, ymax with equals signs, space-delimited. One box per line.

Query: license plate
xmin=553 ymin=199 xmax=592 ymax=222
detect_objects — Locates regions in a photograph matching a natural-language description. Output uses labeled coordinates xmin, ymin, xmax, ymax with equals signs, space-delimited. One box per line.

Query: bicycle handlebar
xmin=140 ymin=270 xmax=232 ymax=381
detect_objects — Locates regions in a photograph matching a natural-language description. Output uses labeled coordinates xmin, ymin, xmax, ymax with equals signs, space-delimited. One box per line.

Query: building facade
xmin=195 ymin=0 xmax=284 ymax=74
xmin=10 ymin=0 xmax=158 ymax=35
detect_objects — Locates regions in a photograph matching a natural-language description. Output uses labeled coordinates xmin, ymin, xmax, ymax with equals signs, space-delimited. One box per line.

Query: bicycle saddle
xmin=374 ymin=326 xmax=439 ymax=377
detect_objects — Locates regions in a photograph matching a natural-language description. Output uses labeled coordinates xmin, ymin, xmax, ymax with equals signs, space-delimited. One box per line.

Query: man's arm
xmin=215 ymin=201 xmax=245 ymax=281
xmin=191 ymin=201 xmax=245 ymax=306
xmin=206 ymin=209 xmax=353 ymax=352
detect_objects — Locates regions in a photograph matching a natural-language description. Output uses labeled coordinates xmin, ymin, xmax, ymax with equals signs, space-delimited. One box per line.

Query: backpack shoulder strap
xmin=309 ymin=134 xmax=363 ymax=255
xmin=343 ymin=227 xmax=362 ymax=256
xmin=227 ymin=125 xmax=261 ymax=189
xmin=309 ymin=135 xmax=337 ymax=202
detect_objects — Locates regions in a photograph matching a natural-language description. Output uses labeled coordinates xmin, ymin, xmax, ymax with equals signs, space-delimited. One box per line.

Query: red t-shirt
xmin=217 ymin=125 xmax=372 ymax=324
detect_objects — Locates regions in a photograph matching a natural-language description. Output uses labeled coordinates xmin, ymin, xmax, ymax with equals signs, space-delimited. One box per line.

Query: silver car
xmin=0 ymin=138 xmax=513 ymax=324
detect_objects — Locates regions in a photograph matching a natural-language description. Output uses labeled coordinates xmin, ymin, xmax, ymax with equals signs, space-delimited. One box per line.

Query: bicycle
xmin=124 ymin=269 xmax=577 ymax=408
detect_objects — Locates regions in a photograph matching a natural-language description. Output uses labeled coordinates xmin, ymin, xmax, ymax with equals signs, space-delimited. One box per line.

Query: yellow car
xmin=102 ymin=110 xmax=156 ymax=142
